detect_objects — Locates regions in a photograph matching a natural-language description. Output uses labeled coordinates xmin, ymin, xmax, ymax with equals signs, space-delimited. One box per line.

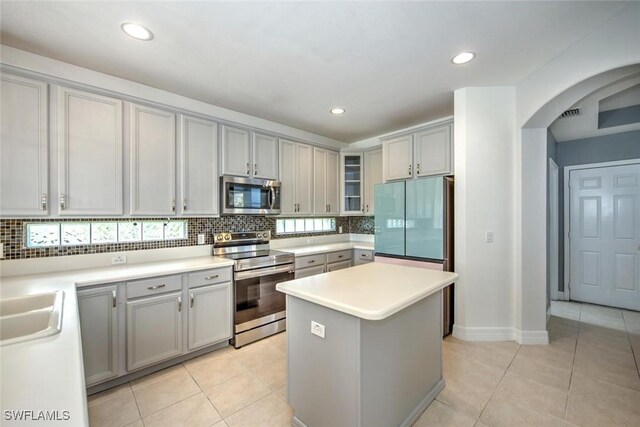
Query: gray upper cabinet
xmin=58 ymin=87 xmax=123 ymax=215
xmin=221 ymin=126 xmax=278 ymax=180
xmin=313 ymin=148 xmax=339 ymax=215
xmin=221 ymin=125 xmax=251 ymax=177
xmin=130 ymin=104 xmax=177 ymax=215
xmin=252 ymin=132 xmax=278 ymax=180
xmin=413 ymin=125 xmax=452 ymax=177
xmin=0 ymin=73 xmax=49 ymax=216
xmin=382 ymin=121 xmax=453 ymax=181
xmin=364 ymin=148 xmax=382 ymax=215
xmin=77 ymin=285 xmax=119 ymax=386
xmin=188 ymin=282 xmax=232 ymax=350
xmin=280 ymin=139 xmax=313 ymax=215
xmin=126 ymin=292 xmax=183 ymax=371
xmin=180 ymin=115 xmax=218 ymax=215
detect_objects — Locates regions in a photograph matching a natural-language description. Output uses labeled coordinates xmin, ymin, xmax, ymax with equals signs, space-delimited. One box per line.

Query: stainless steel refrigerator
xmin=374 ymin=176 xmax=454 ymax=336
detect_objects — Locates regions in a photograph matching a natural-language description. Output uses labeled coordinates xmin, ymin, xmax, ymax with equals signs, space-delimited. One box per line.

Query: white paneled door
xmin=569 ymin=163 xmax=640 ymax=310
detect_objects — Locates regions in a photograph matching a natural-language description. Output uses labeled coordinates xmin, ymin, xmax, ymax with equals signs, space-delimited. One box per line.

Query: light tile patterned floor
xmin=88 ymin=301 xmax=640 ymax=426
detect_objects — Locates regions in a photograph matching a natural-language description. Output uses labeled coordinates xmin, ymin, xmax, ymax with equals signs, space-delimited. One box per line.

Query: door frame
xmin=549 ymin=158 xmax=560 ymax=301
xmin=563 ymin=158 xmax=640 ymax=301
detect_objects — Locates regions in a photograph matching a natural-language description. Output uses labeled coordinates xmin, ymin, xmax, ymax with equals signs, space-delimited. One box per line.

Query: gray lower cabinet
xmin=354 ymin=249 xmax=374 ymax=266
xmin=126 ymin=292 xmax=183 ymax=371
xmin=77 ymin=285 xmax=120 ymax=386
xmin=295 ymin=264 xmax=326 ymax=279
xmin=326 ymin=260 xmax=352 ymax=272
xmin=188 ymin=283 xmax=232 ymax=350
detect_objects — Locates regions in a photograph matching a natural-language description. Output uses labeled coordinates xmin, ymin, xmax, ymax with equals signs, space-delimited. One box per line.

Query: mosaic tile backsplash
xmin=0 ymin=216 xmax=375 ymax=260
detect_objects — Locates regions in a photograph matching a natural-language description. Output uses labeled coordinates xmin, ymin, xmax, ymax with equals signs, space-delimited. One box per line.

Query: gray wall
xmin=553 ymin=129 xmax=640 ymax=296
xmin=546 ymin=130 xmax=558 ymax=308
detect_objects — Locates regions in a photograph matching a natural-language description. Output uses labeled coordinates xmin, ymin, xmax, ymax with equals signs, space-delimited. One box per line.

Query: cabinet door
xmin=313 ymin=148 xmax=327 ymax=215
xmin=221 ymin=125 xmax=251 ymax=177
xmin=180 ymin=115 xmax=218 ymax=215
xmin=326 ymin=151 xmax=339 ymax=215
xmin=296 ymin=143 xmax=313 ymax=215
xmin=364 ymin=149 xmax=382 ymax=215
xmin=279 ymin=139 xmax=297 ymax=214
xmin=326 ymin=260 xmax=352 ymax=272
xmin=0 ymin=74 xmax=48 ymax=216
xmin=78 ymin=285 xmax=119 ymax=386
xmin=126 ymin=292 xmax=183 ymax=371
xmin=252 ymin=133 xmax=278 ymax=180
xmin=342 ymin=153 xmax=364 ymax=214
xmin=383 ymin=135 xmax=412 ymax=181
xmin=130 ymin=104 xmax=176 ymax=215
xmin=295 ymin=265 xmax=326 ymax=279
xmin=188 ymin=283 xmax=231 ymax=350
xmin=58 ymin=87 xmax=123 ymax=215
xmin=414 ymin=125 xmax=452 ymax=177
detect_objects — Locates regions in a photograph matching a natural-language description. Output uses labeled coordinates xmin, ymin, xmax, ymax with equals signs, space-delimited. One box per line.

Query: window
xmin=25 ymin=220 xmax=188 ymax=248
xmin=276 ymin=218 xmax=336 ymax=235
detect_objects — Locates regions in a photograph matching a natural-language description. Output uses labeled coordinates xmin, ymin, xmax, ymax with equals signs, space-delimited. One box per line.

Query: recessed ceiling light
xmin=330 ymin=108 xmax=346 ymax=115
xmin=451 ymin=52 xmax=475 ymax=65
xmin=121 ymin=23 xmax=154 ymax=41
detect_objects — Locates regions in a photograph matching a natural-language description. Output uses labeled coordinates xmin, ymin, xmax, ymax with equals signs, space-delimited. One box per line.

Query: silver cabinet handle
xmin=147 ymin=284 xmax=166 ymax=290
xmin=41 ymin=193 xmax=47 ymax=211
xmin=190 ymin=292 xmax=194 ymax=308
xmin=246 ymin=162 xmax=250 ymax=175
xmin=59 ymin=194 xmax=66 ymax=210
xmin=366 ymin=204 xmax=369 ymax=212
xmin=172 ymin=199 xmax=176 ymax=212
xmin=361 ymin=254 xmax=368 ymax=258
xmin=178 ymin=296 xmax=182 ymax=312
xmin=417 ymin=163 xmax=420 ymax=175
xmin=183 ymin=198 xmax=187 ymax=211
xmin=254 ymin=163 xmax=258 ymax=176
xmin=338 ymin=255 xmax=344 ymax=259
xmin=308 ymin=260 xmax=315 ymax=264
xmin=204 ymin=275 xmax=219 ymax=280
xmin=112 ymin=290 xmax=117 ymax=308
xmin=409 ymin=165 xmax=412 ymax=176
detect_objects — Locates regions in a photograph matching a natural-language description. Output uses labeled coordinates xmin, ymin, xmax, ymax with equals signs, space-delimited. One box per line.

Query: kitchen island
xmin=276 ymin=262 xmax=458 ymax=427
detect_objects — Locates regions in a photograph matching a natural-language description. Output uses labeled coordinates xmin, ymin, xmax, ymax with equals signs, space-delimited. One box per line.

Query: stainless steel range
xmin=213 ymin=230 xmax=294 ymax=348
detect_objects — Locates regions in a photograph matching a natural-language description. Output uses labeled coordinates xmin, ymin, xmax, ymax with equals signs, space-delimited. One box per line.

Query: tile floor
xmin=88 ymin=301 xmax=640 ymax=427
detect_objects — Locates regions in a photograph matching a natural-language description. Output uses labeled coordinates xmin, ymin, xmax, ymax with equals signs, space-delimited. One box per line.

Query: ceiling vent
xmin=559 ymin=108 xmax=581 ymax=119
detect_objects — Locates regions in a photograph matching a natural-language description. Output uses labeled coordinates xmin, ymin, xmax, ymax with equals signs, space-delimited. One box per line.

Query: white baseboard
xmin=452 ymin=325 xmax=549 ymax=345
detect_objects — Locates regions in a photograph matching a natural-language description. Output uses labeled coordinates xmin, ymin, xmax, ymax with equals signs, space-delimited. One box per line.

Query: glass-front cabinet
xmin=341 ymin=153 xmax=364 ymax=214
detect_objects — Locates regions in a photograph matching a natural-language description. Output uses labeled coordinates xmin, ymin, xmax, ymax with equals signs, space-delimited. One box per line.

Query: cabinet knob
xmin=172 ymin=199 xmax=176 ymax=212
xmin=41 ymin=193 xmax=47 ymax=211
xmin=246 ymin=163 xmax=250 ymax=175
xmin=59 ymin=194 xmax=66 ymax=210
xmin=417 ymin=163 xmax=420 ymax=175
xmin=408 ymin=165 xmax=412 ymax=176
xmin=112 ymin=290 xmax=117 ymax=308
xmin=183 ymin=199 xmax=187 ymax=211
xmin=254 ymin=163 xmax=258 ymax=176
xmin=190 ymin=293 xmax=194 ymax=309
xmin=178 ymin=296 xmax=182 ymax=312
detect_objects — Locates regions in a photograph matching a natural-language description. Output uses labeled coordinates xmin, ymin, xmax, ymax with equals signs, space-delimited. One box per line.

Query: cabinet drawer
xmin=354 ymin=249 xmax=374 ymax=263
xmin=188 ymin=268 xmax=231 ymax=289
xmin=295 ymin=253 xmax=326 ymax=270
xmin=295 ymin=264 xmax=326 ymax=279
xmin=126 ymin=274 xmax=182 ymax=299
xmin=326 ymin=260 xmax=352 ymax=272
xmin=327 ymin=250 xmax=352 ymax=264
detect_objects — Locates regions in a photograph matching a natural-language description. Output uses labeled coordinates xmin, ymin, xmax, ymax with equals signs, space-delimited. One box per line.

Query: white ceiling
xmin=0 ymin=1 xmax=629 ymax=142
xmin=550 ymin=74 xmax=640 ymax=142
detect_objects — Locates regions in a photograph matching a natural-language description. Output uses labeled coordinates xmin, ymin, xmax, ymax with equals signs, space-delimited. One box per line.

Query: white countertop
xmin=276 ymin=262 xmax=458 ymax=320
xmin=280 ymin=241 xmax=374 ymax=256
xmin=0 ymin=256 xmax=233 ymax=427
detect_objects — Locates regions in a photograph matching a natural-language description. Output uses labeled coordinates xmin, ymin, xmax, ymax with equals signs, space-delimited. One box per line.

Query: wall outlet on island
xmin=311 ymin=321 xmax=325 ymax=339
xmin=112 ymin=255 xmax=127 ymax=265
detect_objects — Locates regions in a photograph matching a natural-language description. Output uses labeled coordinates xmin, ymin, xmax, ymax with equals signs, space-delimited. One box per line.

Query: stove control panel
xmin=213 ymin=230 xmax=271 ymax=245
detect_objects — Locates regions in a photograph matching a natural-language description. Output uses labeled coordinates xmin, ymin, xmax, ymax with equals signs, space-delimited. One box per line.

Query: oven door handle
xmin=235 ymin=264 xmax=294 ymax=280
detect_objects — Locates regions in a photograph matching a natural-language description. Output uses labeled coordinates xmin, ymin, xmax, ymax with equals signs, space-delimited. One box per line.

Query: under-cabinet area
xmin=77 ymin=265 xmax=232 ymax=388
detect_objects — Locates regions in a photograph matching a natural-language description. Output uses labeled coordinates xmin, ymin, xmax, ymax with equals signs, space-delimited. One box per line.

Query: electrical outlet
xmin=0 ymin=243 xmax=3 ymax=259
xmin=112 ymin=255 xmax=127 ymax=265
xmin=485 ymin=231 xmax=494 ymax=243
xmin=338 ymin=226 xmax=343 ymax=234
xmin=311 ymin=321 xmax=325 ymax=339
xmin=197 ymin=234 xmax=205 ymax=245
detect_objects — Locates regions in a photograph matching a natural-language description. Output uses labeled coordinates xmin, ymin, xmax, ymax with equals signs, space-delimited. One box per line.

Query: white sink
xmin=0 ymin=291 xmax=64 ymax=346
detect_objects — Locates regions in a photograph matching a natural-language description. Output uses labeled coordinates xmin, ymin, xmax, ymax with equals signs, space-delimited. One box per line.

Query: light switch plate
xmin=112 ymin=255 xmax=127 ymax=265
xmin=197 ymin=234 xmax=205 ymax=245
xmin=311 ymin=321 xmax=325 ymax=339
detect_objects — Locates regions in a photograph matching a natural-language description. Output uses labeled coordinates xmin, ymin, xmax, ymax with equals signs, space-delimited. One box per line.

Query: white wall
xmin=452 ymin=87 xmax=517 ymax=341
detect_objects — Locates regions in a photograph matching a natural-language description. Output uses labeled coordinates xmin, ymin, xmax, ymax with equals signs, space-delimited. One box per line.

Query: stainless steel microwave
xmin=221 ymin=176 xmax=281 ymax=215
